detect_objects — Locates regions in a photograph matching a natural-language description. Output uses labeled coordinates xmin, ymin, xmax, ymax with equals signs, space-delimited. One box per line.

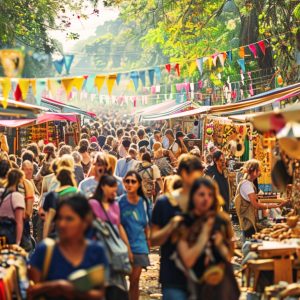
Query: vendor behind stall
xmin=235 ymin=159 xmax=282 ymax=238
xmin=0 ymin=127 xmax=9 ymax=153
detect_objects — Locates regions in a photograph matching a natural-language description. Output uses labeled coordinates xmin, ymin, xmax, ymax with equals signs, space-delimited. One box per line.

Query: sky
xmin=50 ymin=1 xmax=119 ymax=53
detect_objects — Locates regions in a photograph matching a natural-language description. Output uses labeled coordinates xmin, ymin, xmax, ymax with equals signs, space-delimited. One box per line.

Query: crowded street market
xmin=0 ymin=0 xmax=300 ymax=299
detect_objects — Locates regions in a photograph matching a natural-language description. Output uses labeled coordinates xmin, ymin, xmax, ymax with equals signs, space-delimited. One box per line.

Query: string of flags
xmin=0 ymin=39 xmax=272 ymax=108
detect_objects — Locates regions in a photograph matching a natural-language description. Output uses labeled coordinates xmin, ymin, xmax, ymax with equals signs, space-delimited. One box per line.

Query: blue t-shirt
xmin=151 ymin=195 xmax=187 ymax=290
xmin=119 ymin=194 xmax=150 ymax=254
xmin=29 ymin=240 xmax=109 ymax=281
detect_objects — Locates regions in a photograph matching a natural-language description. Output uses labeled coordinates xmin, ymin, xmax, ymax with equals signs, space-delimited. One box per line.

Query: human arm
xmin=248 ymin=193 xmax=280 ymax=210
xmin=24 ymin=179 xmax=34 ymax=219
xmin=43 ymin=208 xmax=56 ymax=239
xmin=118 ymin=224 xmax=133 ymax=263
xmin=15 ymin=208 xmax=24 ymax=245
xmin=179 ymin=138 xmax=188 ymax=154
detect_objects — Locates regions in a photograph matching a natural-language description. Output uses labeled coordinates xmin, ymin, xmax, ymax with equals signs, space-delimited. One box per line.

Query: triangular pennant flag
xmin=47 ymin=79 xmax=60 ymax=97
xmin=226 ymin=51 xmax=232 ymax=62
xmin=257 ymin=40 xmax=266 ymax=55
xmin=18 ymin=79 xmax=30 ymax=100
xmin=61 ymin=78 xmax=74 ymax=96
xmin=189 ymin=61 xmax=197 ymax=76
xmin=106 ymin=74 xmax=117 ymax=96
xmin=174 ymin=63 xmax=180 ymax=76
xmin=72 ymin=77 xmax=85 ymax=91
xmin=165 ymin=64 xmax=171 ymax=73
xmin=116 ymin=74 xmax=121 ymax=85
xmin=14 ymin=84 xmax=22 ymax=101
xmin=207 ymin=57 xmax=213 ymax=70
xmin=53 ymin=58 xmax=65 ymax=74
xmin=0 ymin=78 xmax=11 ymax=108
xmin=148 ymin=69 xmax=155 ymax=85
xmin=130 ymin=71 xmax=139 ymax=91
xmin=154 ymin=67 xmax=161 ymax=83
xmin=94 ymin=75 xmax=106 ymax=93
xmin=239 ymin=47 xmax=245 ymax=59
xmin=212 ymin=54 xmax=218 ymax=67
xmin=0 ymin=50 xmax=24 ymax=77
xmin=196 ymin=58 xmax=204 ymax=74
xmin=218 ymin=53 xmax=227 ymax=67
xmin=248 ymin=44 xmax=258 ymax=58
xmin=35 ymin=79 xmax=46 ymax=105
xmin=139 ymin=71 xmax=146 ymax=86
xmin=84 ymin=75 xmax=95 ymax=93
xmin=237 ymin=59 xmax=246 ymax=73
xmin=64 ymin=54 xmax=74 ymax=74
xmin=30 ymin=79 xmax=36 ymax=96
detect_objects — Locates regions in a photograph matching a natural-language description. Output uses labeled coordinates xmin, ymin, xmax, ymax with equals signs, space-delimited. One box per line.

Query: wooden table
xmin=257 ymin=241 xmax=300 ymax=283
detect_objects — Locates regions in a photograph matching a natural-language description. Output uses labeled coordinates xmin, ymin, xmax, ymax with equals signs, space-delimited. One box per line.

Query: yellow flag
xmin=106 ymin=74 xmax=117 ymax=96
xmin=94 ymin=75 xmax=106 ymax=93
xmin=18 ymin=78 xmax=30 ymax=100
xmin=0 ymin=78 xmax=11 ymax=109
xmin=0 ymin=49 xmax=24 ymax=77
xmin=72 ymin=77 xmax=85 ymax=91
xmin=207 ymin=57 xmax=213 ymax=70
xmin=188 ymin=61 xmax=197 ymax=76
xmin=47 ymin=79 xmax=60 ymax=97
xmin=61 ymin=78 xmax=74 ymax=96
xmin=30 ymin=79 xmax=37 ymax=95
xmin=127 ymin=80 xmax=134 ymax=91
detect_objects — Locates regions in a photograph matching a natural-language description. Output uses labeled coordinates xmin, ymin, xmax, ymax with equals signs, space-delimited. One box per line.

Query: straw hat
xmin=277 ymin=122 xmax=300 ymax=160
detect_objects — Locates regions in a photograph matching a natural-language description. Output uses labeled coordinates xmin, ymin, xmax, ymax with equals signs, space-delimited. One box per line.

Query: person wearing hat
xmin=0 ymin=127 xmax=9 ymax=153
xmin=138 ymin=139 xmax=150 ymax=150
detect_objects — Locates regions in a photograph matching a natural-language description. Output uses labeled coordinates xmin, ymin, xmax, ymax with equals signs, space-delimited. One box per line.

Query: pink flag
xmin=151 ymin=85 xmax=156 ymax=94
xmin=257 ymin=40 xmax=266 ymax=55
xmin=218 ymin=53 xmax=227 ymax=67
xmin=198 ymin=80 xmax=203 ymax=89
xmin=249 ymin=44 xmax=258 ymax=58
xmin=212 ymin=54 xmax=218 ymax=66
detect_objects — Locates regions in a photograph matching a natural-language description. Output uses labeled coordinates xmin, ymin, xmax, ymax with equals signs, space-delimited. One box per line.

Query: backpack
xmin=136 ymin=163 xmax=155 ymax=199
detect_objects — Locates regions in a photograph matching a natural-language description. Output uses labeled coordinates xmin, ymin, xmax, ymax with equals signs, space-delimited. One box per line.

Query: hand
xmin=213 ymin=232 xmax=223 ymax=247
xmin=198 ymin=217 xmax=214 ymax=243
xmin=170 ymin=215 xmax=183 ymax=231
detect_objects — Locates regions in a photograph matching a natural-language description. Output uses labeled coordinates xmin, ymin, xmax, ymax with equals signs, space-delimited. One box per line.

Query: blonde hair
xmin=243 ymin=159 xmax=261 ymax=179
xmin=153 ymin=142 xmax=163 ymax=158
xmin=107 ymin=154 xmax=117 ymax=174
xmin=57 ymin=154 xmax=75 ymax=170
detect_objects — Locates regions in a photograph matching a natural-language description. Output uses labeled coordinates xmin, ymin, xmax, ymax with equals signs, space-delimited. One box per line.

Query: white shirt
xmin=240 ymin=180 xmax=255 ymax=202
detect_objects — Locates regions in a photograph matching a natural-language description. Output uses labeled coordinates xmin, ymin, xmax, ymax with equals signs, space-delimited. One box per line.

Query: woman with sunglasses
xmin=90 ymin=175 xmax=130 ymax=299
xmin=175 ymin=178 xmax=239 ymax=300
xmin=119 ymin=170 xmax=151 ymax=300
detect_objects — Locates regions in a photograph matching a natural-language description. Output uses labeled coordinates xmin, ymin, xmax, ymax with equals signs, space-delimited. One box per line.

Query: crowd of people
xmin=0 ymin=115 xmax=274 ymax=300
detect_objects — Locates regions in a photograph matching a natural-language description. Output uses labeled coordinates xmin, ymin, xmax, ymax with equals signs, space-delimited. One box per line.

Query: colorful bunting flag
xmin=35 ymin=79 xmax=46 ymax=105
xmin=94 ymin=75 xmax=106 ymax=93
xmin=226 ymin=50 xmax=233 ymax=62
xmin=0 ymin=50 xmax=24 ymax=77
xmin=64 ymin=54 xmax=74 ymax=74
xmin=257 ymin=40 xmax=266 ymax=55
xmin=212 ymin=54 xmax=218 ymax=67
xmin=218 ymin=53 xmax=227 ymax=67
xmin=85 ymin=75 xmax=96 ymax=93
xmin=139 ymin=71 xmax=146 ymax=86
xmin=18 ymin=79 xmax=30 ymax=100
xmin=72 ymin=77 xmax=85 ymax=91
xmin=174 ymin=63 xmax=180 ymax=76
xmin=130 ymin=71 xmax=139 ymax=91
xmin=106 ymin=74 xmax=117 ymax=96
xmin=61 ymin=78 xmax=74 ymax=97
xmin=188 ymin=61 xmax=197 ymax=76
xmin=239 ymin=47 xmax=245 ymax=59
xmin=237 ymin=59 xmax=246 ymax=73
xmin=31 ymin=79 xmax=36 ymax=96
xmin=53 ymin=58 xmax=65 ymax=74
xmin=148 ymin=69 xmax=155 ymax=85
xmin=248 ymin=44 xmax=258 ymax=58
xmin=0 ymin=78 xmax=11 ymax=108
xmin=116 ymin=74 xmax=122 ymax=85
xmin=14 ymin=84 xmax=22 ymax=101
xmin=207 ymin=57 xmax=213 ymax=70
xmin=154 ymin=67 xmax=161 ymax=83
xmin=165 ymin=64 xmax=171 ymax=73
xmin=196 ymin=58 xmax=204 ymax=75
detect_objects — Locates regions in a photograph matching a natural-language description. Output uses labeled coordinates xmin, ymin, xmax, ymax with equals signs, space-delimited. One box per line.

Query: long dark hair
xmin=188 ymin=177 xmax=219 ymax=213
xmin=0 ymin=169 xmax=24 ymax=206
xmin=124 ymin=170 xmax=147 ymax=200
xmin=92 ymin=175 xmax=117 ymax=203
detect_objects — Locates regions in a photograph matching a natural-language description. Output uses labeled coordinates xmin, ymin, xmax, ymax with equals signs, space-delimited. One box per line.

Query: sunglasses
xmin=124 ymin=179 xmax=137 ymax=185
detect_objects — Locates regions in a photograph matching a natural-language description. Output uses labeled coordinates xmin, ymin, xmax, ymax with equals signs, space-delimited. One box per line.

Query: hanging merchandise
xmin=0 ymin=49 xmax=24 ymax=77
xmin=64 ymin=54 xmax=74 ymax=74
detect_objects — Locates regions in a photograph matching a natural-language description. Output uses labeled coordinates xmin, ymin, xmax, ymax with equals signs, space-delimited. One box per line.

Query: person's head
xmin=56 ymin=167 xmax=77 ymax=187
xmin=92 ymin=152 xmax=109 ymax=178
xmin=165 ymin=129 xmax=174 ymax=140
xmin=163 ymin=175 xmax=182 ymax=194
xmin=105 ymin=135 xmax=114 ymax=146
xmin=58 ymin=145 xmax=72 ymax=157
xmin=22 ymin=160 xmax=34 ymax=180
xmin=213 ymin=150 xmax=225 ymax=169
xmin=190 ymin=147 xmax=201 ymax=158
xmin=130 ymin=130 xmax=136 ymax=138
xmin=138 ymin=139 xmax=149 ymax=150
xmin=97 ymin=135 xmax=106 ymax=148
xmin=177 ymin=154 xmax=204 ymax=188
xmin=6 ymin=168 xmax=24 ymax=189
xmin=71 ymin=151 xmax=81 ymax=165
xmin=176 ymin=131 xmax=185 ymax=141
xmin=80 ymin=133 xmax=90 ymax=140
xmin=154 ymin=130 xmax=162 ymax=143
xmin=128 ymin=148 xmax=137 ymax=159
xmin=107 ymin=154 xmax=117 ymax=174
xmin=116 ymin=128 xmax=124 ymax=139
xmin=89 ymin=142 xmax=100 ymax=154
xmin=43 ymin=143 xmax=56 ymax=161
xmin=205 ymin=154 xmax=213 ymax=165
xmin=0 ymin=159 xmax=11 ymax=179
xmin=50 ymin=158 xmax=60 ymax=175
xmin=57 ymin=154 xmax=75 ymax=170
xmin=141 ymin=152 xmax=152 ymax=163
xmin=27 ymin=143 xmax=39 ymax=158
xmin=153 ymin=142 xmax=163 ymax=158
xmin=132 ymin=135 xmax=139 ymax=145
xmin=56 ymin=194 xmax=92 ymax=241
xmin=8 ymin=154 xmax=16 ymax=162
xmin=188 ymin=177 xmax=219 ymax=216
xmin=121 ymin=138 xmax=131 ymax=151
xmin=243 ymin=159 xmax=261 ymax=181
xmin=58 ymin=142 xmax=66 ymax=149
xmin=78 ymin=139 xmax=90 ymax=154
xmin=137 ymin=128 xmax=145 ymax=140
xmin=21 ymin=150 xmax=34 ymax=163
xmin=123 ymin=170 xmax=146 ymax=198
xmin=92 ymin=175 xmax=118 ymax=203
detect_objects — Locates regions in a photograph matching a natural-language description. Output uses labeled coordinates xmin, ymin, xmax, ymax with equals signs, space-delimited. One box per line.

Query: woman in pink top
xmin=0 ymin=169 xmax=25 ymax=245
xmin=89 ymin=175 xmax=131 ymax=300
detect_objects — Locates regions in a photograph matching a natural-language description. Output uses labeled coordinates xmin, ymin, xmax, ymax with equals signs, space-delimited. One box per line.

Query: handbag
xmin=92 ymin=203 xmax=132 ymax=275
xmin=0 ymin=193 xmax=16 ymax=244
